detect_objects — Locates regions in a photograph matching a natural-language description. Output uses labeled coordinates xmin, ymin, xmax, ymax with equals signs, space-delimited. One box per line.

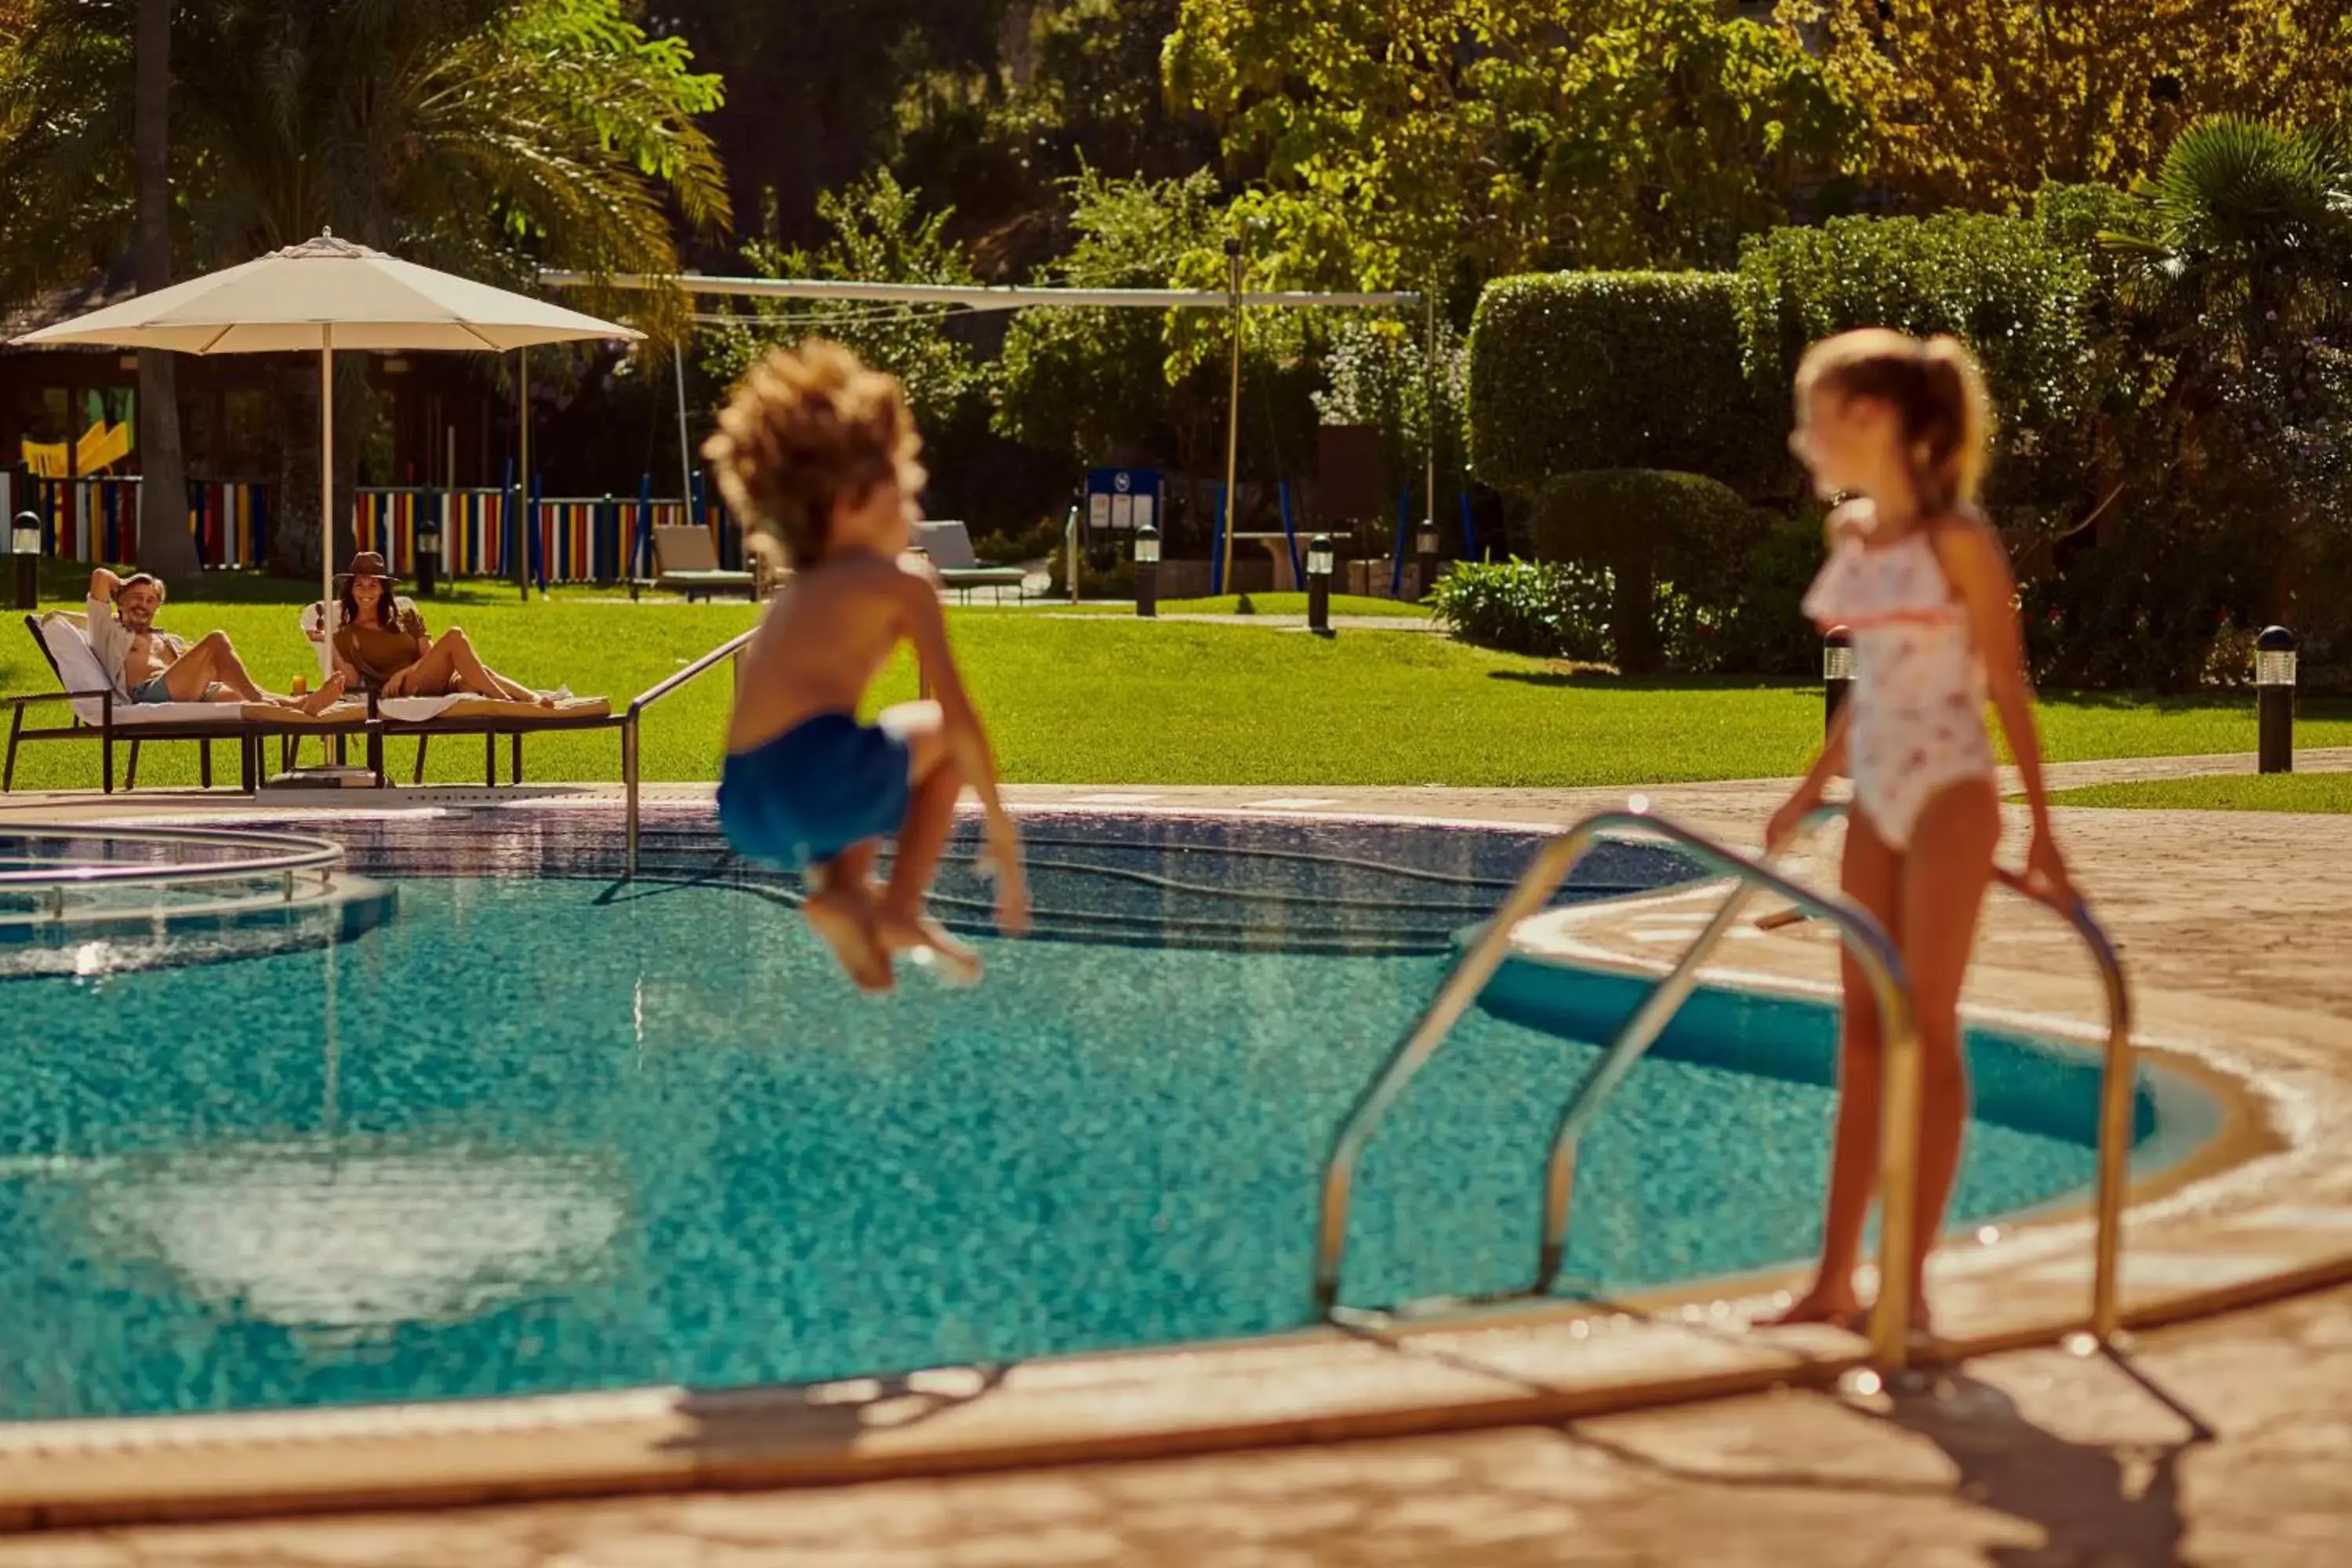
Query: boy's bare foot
xmin=804 ymin=887 xmax=895 ymax=994
xmin=1758 ymin=1287 xmax=1866 ymax=1333
xmin=876 ymin=909 xmax=982 ymax=987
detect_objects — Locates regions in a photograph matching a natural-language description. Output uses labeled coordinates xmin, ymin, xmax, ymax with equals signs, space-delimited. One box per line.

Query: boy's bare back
xmin=727 ymin=550 xmax=938 ymax=753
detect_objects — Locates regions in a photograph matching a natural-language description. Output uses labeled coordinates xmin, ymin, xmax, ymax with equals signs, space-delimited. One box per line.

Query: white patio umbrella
xmin=9 ymin=230 xmax=641 ymax=664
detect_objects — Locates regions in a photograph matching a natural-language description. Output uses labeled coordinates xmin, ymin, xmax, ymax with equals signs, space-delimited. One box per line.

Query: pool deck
xmin=3 ymin=753 xmax=2352 ymax=1560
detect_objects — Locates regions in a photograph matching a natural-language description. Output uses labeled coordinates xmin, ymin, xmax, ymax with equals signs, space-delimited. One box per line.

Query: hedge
xmin=1527 ymin=468 xmax=1762 ymax=674
xmin=1733 ymin=212 xmax=2099 ymax=506
xmin=1466 ymin=272 xmax=1774 ymax=499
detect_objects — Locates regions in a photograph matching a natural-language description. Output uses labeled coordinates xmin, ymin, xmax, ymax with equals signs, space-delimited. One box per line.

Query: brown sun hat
xmin=332 ymin=550 xmax=398 ymax=590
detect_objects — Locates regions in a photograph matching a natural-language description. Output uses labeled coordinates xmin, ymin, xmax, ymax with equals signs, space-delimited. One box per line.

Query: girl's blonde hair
xmin=701 ymin=340 xmax=927 ymax=569
xmin=1795 ymin=328 xmax=1993 ymax=518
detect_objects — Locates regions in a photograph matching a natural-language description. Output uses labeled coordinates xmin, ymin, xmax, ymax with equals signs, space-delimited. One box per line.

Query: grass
xmin=6 ymin=568 xmax=2350 ymax=793
xmin=2045 ymin=773 xmax=2352 ymax=813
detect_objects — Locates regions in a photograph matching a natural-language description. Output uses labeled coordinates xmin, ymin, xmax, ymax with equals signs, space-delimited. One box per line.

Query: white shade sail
xmin=14 ymin=231 xmax=642 ymax=354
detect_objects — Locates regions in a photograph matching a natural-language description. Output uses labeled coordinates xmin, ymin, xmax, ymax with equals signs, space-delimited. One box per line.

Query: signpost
xmin=1085 ymin=467 xmax=1160 ymax=533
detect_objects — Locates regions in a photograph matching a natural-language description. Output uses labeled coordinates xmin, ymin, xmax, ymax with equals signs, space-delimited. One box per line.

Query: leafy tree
xmin=1164 ymin=0 xmax=1867 ymax=289
xmin=703 ymin=171 xmax=989 ymax=433
xmin=132 ymin=0 xmax=197 ymax=582
xmin=1788 ymin=0 xmax=2352 ymax=212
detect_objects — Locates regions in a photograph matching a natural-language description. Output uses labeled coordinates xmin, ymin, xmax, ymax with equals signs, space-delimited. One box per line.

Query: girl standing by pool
xmin=1765 ymin=329 xmax=2074 ymax=1336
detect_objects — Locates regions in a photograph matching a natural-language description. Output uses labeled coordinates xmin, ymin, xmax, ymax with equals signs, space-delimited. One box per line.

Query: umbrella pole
xmin=319 ymin=332 xmax=336 ymax=678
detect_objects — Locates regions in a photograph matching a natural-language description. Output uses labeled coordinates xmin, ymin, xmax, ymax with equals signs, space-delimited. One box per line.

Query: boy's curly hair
xmin=700 ymin=340 xmax=927 ymax=569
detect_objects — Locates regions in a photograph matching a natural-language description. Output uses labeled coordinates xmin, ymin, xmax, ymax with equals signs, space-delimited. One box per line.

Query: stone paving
xmin=5 ymin=752 xmax=2352 ymax=1561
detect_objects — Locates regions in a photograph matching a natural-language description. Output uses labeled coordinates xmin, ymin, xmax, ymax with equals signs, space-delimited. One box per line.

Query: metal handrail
xmin=1313 ymin=806 xmax=1926 ymax=1371
xmin=1530 ymin=804 xmax=1843 ymax=1297
xmin=1985 ymin=865 xmax=2134 ymax=1342
xmin=622 ymin=626 xmax=759 ymax=874
xmin=0 ymin=823 xmax=343 ymax=887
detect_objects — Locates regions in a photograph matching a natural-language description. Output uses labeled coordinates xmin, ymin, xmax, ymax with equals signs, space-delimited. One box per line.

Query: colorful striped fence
xmin=353 ymin=488 xmax=515 ymax=579
xmin=2 ymin=472 xmax=747 ymax=583
xmin=11 ymin=476 xmax=270 ymax=567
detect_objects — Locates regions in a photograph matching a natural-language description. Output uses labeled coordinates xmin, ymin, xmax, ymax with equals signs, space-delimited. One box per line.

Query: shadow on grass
xmin=1486 ymin=668 xmax=1812 ymax=695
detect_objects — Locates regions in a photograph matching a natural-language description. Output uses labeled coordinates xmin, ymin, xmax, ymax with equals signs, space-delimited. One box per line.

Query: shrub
xmin=1734 ymin=213 xmax=2099 ymax=507
xmin=1527 ymin=469 xmax=1760 ymax=674
xmin=971 ymin=517 xmax=1064 ymax=566
xmin=1427 ymin=559 xmax=1612 ymax=662
xmin=1467 ymin=272 xmax=1775 ymax=499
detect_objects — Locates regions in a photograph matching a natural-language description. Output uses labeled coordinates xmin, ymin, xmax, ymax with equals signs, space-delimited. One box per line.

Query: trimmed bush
xmin=1734 ymin=213 xmax=2098 ymax=506
xmin=1427 ymin=559 xmax=1612 ymax=662
xmin=1528 ymin=469 xmax=1761 ymax=674
xmin=1468 ymin=272 xmax=1775 ymax=499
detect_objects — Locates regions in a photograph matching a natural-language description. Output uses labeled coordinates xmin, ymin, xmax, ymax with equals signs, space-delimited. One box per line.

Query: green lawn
xmin=5 ymin=572 xmax=2348 ymax=792
xmin=2045 ymin=773 xmax=2352 ymax=813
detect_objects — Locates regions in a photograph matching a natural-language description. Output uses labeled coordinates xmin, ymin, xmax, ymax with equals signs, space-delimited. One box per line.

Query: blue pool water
xmin=0 ymin=809 xmax=2176 ymax=1421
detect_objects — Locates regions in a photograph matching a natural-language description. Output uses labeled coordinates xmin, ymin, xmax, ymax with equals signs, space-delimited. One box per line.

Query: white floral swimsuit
xmin=1800 ymin=526 xmax=1994 ymax=849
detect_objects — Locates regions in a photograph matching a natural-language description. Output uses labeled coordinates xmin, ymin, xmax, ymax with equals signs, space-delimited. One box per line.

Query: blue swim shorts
xmin=717 ymin=712 xmax=913 ymax=869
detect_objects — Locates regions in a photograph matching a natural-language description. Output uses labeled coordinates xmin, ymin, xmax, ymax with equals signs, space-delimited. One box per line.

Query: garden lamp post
xmin=1134 ymin=524 xmax=1160 ymax=619
xmin=9 ymin=512 xmax=41 ymax=611
xmin=1414 ymin=521 xmax=1439 ymax=603
xmin=2257 ymin=625 xmax=2298 ymax=774
xmin=416 ymin=508 xmax=443 ymax=599
xmin=1307 ymin=533 xmax=1334 ymax=637
xmin=1823 ymin=625 xmax=1854 ymax=735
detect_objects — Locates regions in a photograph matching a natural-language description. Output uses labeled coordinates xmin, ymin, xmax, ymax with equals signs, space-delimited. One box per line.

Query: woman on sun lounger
xmin=328 ymin=553 xmax=550 ymax=704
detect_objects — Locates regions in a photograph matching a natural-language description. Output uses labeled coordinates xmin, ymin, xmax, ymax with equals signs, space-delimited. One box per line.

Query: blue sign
xmin=1084 ymin=467 xmax=1160 ymax=532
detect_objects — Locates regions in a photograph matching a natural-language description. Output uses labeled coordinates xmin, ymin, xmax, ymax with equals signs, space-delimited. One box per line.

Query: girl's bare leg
xmin=802 ymin=840 xmax=892 ymax=993
xmin=875 ymin=721 xmax=980 ymax=983
xmin=434 ymin=630 xmax=539 ymax=702
xmin=1894 ymin=779 xmax=2001 ymax=1330
xmin=1765 ymin=810 xmax=1901 ymax=1330
xmin=384 ymin=636 xmax=464 ymax=697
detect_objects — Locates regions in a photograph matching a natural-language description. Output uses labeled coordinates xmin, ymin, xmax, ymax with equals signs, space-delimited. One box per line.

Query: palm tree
xmin=2097 ymin=117 xmax=2352 ymax=630
xmin=176 ymin=0 xmax=731 ymax=572
xmin=1 ymin=0 xmax=729 ymax=574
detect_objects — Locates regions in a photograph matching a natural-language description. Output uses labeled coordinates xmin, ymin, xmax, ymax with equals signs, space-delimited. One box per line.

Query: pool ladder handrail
xmin=1313 ymin=802 xmax=2137 ymax=1371
xmin=622 ymin=626 xmax=759 ymax=876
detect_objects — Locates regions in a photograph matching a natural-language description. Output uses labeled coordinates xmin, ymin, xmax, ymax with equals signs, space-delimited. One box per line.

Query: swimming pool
xmin=0 ymin=808 xmax=2205 ymax=1422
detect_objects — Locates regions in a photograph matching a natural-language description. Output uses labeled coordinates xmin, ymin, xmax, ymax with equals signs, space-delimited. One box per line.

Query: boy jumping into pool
xmin=704 ymin=340 xmax=1028 ymax=993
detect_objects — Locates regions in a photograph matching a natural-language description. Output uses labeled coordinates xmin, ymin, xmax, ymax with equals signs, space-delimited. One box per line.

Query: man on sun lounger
xmin=87 ymin=568 xmax=345 ymax=714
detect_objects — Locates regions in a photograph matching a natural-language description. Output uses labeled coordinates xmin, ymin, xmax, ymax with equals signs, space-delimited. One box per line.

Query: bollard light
xmin=416 ymin=517 xmax=443 ymax=599
xmin=1307 ymin=533 xmax=1334 ymax=637
xmin=2257 ymin=624 xmax=2297 ymax=775
xmin=1823 ymin=625 xmax=1854 ymax=734
xmin=9 ymin=511 xmax=39 ymax=612
xmin=1414 ymin=521 xmax=1440 ymax=603
xmin=1134 ymin=524 xmax=1160 ymax=619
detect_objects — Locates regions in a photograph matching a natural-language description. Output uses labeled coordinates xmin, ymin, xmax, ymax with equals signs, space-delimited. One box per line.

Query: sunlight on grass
xmin=2047 ymin=773 xmax=2352 ymax=813
xmin=6 ymin=575 xmax=2346 ymax=793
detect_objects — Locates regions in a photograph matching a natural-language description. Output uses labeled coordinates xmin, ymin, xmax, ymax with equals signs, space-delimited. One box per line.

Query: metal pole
xmin=318 ymin=332 xmax=335 ymax=677
xmin=673 ymin=338 xmax=695 ymax=515
xmin=444 ymin=423 xmax=456 ymax=583
xmin=1220 ymin=236 xmax=1242 ymax=598
xmin=1424 ymin=285 xmax=1437 ymax=570
xmin=517 ymin=347 xmax=531 ymax=601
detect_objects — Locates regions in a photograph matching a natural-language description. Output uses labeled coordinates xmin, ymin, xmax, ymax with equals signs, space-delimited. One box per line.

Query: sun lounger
xmin=626 ymin=524 xmax=760 ymax=602
xmin=913 ymin=521 xmax=1029 ymax=603
xmin=5 ymin=612 xmax=376 ymax=793
xmin=298 ymin=601 xmax=619 ymax=785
